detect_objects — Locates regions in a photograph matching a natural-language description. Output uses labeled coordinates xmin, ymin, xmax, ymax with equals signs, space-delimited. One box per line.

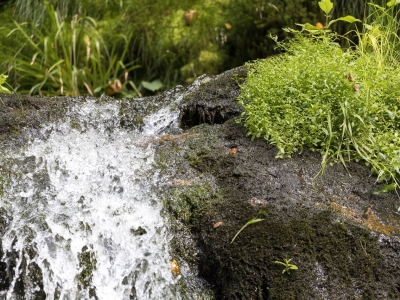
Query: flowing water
xmin=0 ymin=91 xmax=211 ymax=299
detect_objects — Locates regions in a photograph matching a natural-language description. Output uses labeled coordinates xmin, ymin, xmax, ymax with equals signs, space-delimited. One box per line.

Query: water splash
xmin=0 ymin=97 xmax=207 ymax=299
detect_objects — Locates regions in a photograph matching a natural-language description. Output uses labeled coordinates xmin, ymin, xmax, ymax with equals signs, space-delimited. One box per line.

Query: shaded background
xmin=0 ymin=0 xmax=379 ymax=97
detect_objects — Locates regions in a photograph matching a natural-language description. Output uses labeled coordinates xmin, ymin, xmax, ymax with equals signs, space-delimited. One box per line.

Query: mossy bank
xmin=156 ymin=67 xmax=400 ymax=299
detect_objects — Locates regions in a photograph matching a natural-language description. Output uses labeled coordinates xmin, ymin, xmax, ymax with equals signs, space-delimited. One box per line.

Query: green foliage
xmin=318 ymin=0 xmax=333 ymax=17
xmin=219 ymin=0 xmax=319 ymax=69
xmin=0 ymin=0 xmax=322 ymax=94
xmin=0 ymin=74 xmax=10 ymax=94
xmin=274 ymin=258 xmax=298 ymax=275
xmin=238 ymin=2 xmax=400 ymax=191
xmin=324 ymin=0 xmax=395 ymax=39
xmin=1 ymin=1 xmax=138 ymax=96
xmin=141 ymin=80 xmax=164 ymax=93
xmin=300 ymin=0 xmax=361 ymax=31
xmin=231 ymin=210 xmax=267 ymax=244
xmin=357 ymin=2 xmax=400 ymax=65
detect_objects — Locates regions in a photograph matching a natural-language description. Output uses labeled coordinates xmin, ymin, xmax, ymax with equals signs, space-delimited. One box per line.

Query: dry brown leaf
xmin=229 ymin=147 xmax=238 ymax=154
xmin=347 ymin=73 xmax=355 ymax=82
xmin=170 ymin=259 xmax=180 ymax=275
xmin=184 ymin=10 xmax=198 ymax=26
xmin=213 ymin=221 xmax=223 ymax=228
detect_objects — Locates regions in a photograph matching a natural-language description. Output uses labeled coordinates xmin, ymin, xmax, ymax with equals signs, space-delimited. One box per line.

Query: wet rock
xmin=0 ymin=207 xmax=11 ymax=292
xmin=130 ymin=226 xmax=147 ymax=236
xmin=1 ymin=66 xmax=400 ymax=299
xmin=77 ymin=245 xmax=98 ymax=299
xmin=179 ymin=66 xmax=246 ymax=128
xmin=156 ymin=67 xmax=400 ymax=299
xmin=161 ymin=117 xmax=400 ymax=299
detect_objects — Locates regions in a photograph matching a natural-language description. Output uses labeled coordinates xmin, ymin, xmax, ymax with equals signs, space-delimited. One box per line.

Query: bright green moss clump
xmin=237 ymin=32 xmax=400 ymax=189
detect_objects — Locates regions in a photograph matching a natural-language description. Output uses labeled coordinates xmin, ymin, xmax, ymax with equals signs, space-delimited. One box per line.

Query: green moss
xmin=26 ymin=262 xmax=46 ymax=300
xmin=261 ymin=211 xmax=383 ymax=299
xmin=157 ymin=117 xmax=400 ymax=298
xmin=130 ymin=226 xmax=147 ymax=236
xmin=165 ymin=183 xmax=221 ymax=227
xmin=77 ymin=245 xmax=98 ymax=299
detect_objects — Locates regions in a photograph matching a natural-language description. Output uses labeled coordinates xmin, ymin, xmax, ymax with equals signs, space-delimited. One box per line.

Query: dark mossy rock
xmin=158 ymin=67 xmax=400 ymax=299
xmin=179 ymin=66 xmax=246 ymax=128
xmin=167 ymin=120 xmax=400 ymax=299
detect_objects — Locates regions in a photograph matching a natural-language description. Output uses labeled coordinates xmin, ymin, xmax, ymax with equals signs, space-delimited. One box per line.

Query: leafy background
xmin=0 ymin=0 xmax=326 ymax=97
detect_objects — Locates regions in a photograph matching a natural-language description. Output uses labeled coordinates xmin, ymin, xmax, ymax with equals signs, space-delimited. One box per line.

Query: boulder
xmin=162 ymin=67 xmax=400 ymax=299
xmin=1 ymin=66 xmax=400 ymax=299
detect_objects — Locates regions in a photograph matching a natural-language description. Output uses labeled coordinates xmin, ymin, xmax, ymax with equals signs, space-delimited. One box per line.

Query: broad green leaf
xmin=328 ymin=16 xmax=362 ymax=27
xmin=93 ymin=86 xmax=103 ymax=94
xmin=142 ymin=79 xmax=163 ymax=92
xmin=318 ymin=0 xmax=333 ymax=15
xmin=0 ymin=74 xmax=7 ymax=85
xmin=0 ymin=86 xmax=10 ymax=93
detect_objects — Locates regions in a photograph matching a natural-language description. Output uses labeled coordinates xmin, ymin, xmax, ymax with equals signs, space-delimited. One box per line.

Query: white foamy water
xmin=0 ymin=98 xmax=201 ymax=299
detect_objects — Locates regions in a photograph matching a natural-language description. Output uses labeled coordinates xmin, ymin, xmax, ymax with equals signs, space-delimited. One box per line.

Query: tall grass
xmin=2 ymin=0 xmax=322 ymax=94
xmin=1 ymin=2 xmax=138 ymax=96
xmin=356 ymin=2 xmax=400 ymax=65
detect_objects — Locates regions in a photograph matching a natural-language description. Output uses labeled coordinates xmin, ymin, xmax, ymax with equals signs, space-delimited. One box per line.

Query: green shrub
xmin=238 ymin=34 xmax=358 ymax=158
xmin=237 ymin=4 xmax=400 ymax=189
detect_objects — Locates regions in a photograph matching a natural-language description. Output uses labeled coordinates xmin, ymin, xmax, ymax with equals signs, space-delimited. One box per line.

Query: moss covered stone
xmin=155 ymin=66 xmax=400 ymax=298
xmin=77 ymin=245 xmax=97 ymax=299
xmin=164 ymin=117 xmax=400 ymax=299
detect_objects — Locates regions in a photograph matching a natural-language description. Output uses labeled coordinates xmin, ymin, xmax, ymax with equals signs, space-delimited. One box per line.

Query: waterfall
xmin=0 ymin=93 xmax=211 ymax=299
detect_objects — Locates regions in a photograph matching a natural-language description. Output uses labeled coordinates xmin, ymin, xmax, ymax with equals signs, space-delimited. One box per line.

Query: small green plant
xmin=294 ymin=0 xmax=361 ymax=33
xmin=274 ymin=258 xmax=298 ymax=274
xmin=238 ymin=0 xmax=400 ymax=193
xmin=230 ymin=210 xmax=267 ymax=244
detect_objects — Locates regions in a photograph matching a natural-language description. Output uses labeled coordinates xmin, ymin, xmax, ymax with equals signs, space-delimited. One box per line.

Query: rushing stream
xmin=0 ymin=91 xmax=210 ymax=299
